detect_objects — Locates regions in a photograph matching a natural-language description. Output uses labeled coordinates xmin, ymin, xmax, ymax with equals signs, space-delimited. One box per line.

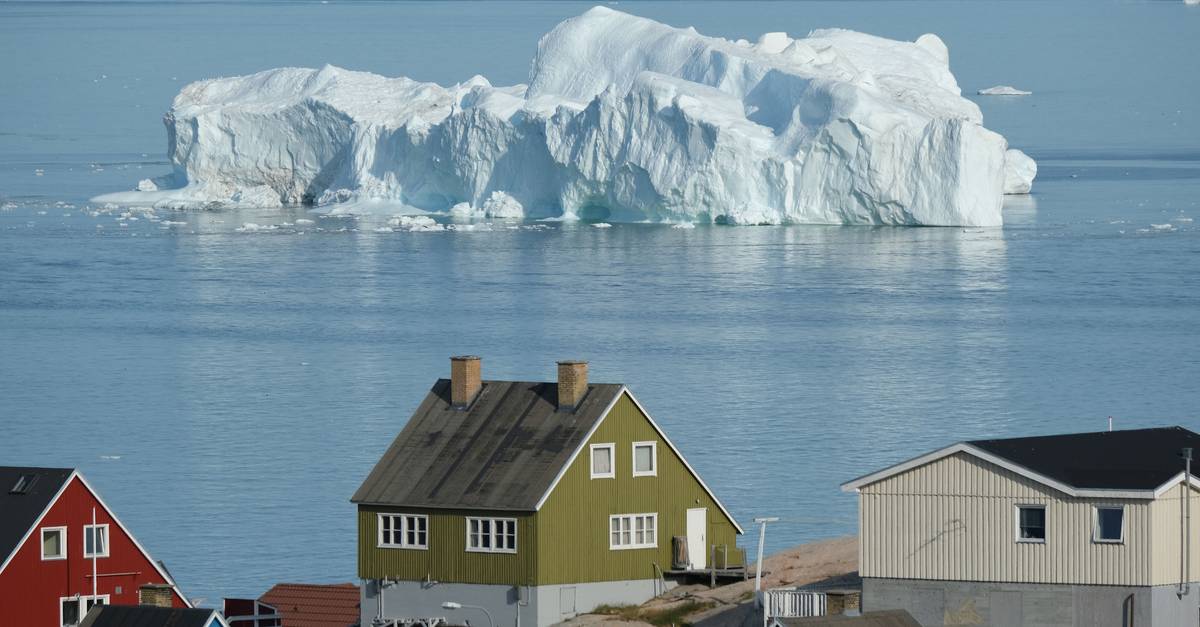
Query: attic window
xmin=590 ymin=443 xmax=614 ymax=479
xmin=10 ymin=474 xmax=37 ymax=494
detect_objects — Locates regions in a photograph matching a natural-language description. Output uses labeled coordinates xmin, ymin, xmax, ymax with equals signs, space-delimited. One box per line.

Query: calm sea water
xmin=2 ymin=0 xmax=1199 ymax=608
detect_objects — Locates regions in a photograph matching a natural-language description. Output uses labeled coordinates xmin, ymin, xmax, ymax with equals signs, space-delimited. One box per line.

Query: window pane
xmin=1098 ymin=508 xmax=1123 ymax=540
xmin=85 ymin=528 xmax=95 ymax=555
xmin=62 ymin=599 xmax=79 ymax=626
xmin=43 ymin=530 xmax=62 ymax=557
xmin=593 ymin=447 xmax=612 ymax=474
xmin=635 ymin=445 xmax=653 ymax=473
xmin=1019 ymin=507 xmax=1046 ymax=539
xmin=646 ymin=516 xmax=656 ymax=544
xmin=96 ymin=527 xmax=107 ymax=554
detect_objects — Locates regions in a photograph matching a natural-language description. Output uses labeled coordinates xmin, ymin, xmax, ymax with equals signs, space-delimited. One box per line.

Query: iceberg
xmin=1002 ymin=149 xmax=1036 ymax=195
xmin=978 ymin=85 xmax=1032 ymax=96
xmin=96 ymin=7 xmax=1036 ymax=226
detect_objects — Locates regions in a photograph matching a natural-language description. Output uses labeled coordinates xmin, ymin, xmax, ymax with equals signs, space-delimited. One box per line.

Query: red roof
xmin=259 ymin=583 xmax=359 ymax=627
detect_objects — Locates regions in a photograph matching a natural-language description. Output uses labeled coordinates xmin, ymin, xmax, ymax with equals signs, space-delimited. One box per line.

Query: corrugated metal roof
xmin=351 ymin=379 xmax=624 ymax=510
xmin=0 ymin=466 xmax=73 ymax=572
xmin=259 ymin=583 xmax=359 ymax=627
xmin=79 ymin=605 xmax=219 ymax=627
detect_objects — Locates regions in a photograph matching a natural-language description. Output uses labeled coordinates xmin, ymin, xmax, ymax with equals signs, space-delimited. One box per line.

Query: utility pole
xmin=752 ymin=517 xmax=778 ymax=608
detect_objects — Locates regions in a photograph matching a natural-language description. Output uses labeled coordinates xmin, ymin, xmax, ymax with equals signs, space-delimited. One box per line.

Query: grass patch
xmin=591 ymin=600 xmax=715 ymax=626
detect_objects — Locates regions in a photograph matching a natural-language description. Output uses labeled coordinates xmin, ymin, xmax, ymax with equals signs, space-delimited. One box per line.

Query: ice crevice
xmin=95 ymin=6 xmax=1036 ymax=226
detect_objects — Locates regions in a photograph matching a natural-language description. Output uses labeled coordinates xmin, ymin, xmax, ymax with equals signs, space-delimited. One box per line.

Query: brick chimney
xmin=138 ymin=583 xmax=174 ymax=608
xmin=557 ymin=360 xmax=588 ymax=411
xmin=450 ymin=356 xmax=482 ymax=409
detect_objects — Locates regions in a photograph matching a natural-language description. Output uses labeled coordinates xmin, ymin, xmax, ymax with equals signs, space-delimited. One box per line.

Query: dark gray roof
xmin=775 ymin=610 xmax=920 ymax=627
xmin=0 ymin=466 xmax=73 ymax=568
xmin=352 ymin=379 xmax=624 ymax=510
xmin=968 ymin=426 xmax=1200 ymax=490
xmin=80 ymin=605 xmax=218 ymax=627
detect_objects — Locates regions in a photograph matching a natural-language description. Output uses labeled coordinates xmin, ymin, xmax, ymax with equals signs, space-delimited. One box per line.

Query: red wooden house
xmin=0 ymin=466 xmax=191 ymax=626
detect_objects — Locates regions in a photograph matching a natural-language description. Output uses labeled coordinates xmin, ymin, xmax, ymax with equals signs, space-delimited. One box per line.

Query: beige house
xmin=842 ymin=426 xmax=1200 ymax=627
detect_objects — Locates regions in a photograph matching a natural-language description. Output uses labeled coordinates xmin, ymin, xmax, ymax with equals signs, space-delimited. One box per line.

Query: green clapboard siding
xmin=357 ymin=391 xmax=739 ymax=586
xmin=358 ymin=507 xmax=536 ymax=585
xmin=535 ymin=392 xmax=739 ymax=585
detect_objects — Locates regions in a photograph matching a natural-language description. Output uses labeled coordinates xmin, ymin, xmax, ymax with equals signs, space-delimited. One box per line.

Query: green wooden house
xmin=352 ymin=356 xmax=744 ymax=627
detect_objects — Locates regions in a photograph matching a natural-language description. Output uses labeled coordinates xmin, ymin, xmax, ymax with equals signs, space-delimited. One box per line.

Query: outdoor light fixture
xmin=441 ymin=601 xmax=494 ymax=627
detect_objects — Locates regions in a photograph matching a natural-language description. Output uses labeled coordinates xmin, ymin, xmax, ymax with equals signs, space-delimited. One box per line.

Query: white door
xmin=686 ymin=508 xmax=707 ymax=569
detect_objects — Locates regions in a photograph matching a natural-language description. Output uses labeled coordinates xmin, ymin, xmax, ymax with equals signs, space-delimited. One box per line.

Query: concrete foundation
xmin=864 ymin=577 xmax=1200 ymax=627
xmin=361 ymin=578 xmax=673 ymax=627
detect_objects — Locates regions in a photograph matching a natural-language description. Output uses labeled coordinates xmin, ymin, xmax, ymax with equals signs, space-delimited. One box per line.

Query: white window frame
xmin=1015 ymin=504 xmax=1046 ymax=544
xmin=41 ymin=526 xmax=67 ymax=561
xmin=377 ymin=513 xmax=429 ymax=550
xmin=465 ymin=517 xmax=518 ymax=553
xmin=590 ymin=443 xmax=615 ymax=479
xmin=1093 ymin=505 xmax=1126 ymax=544
xmin=632 ymin=441 xmax=657 ymax=477
xmin=60 ymin=594 xmax=110 ymax=626
xmin=83 ymin=524 xmax=110 ymax=558
xmin=609 ymin=513 xmax=658 ymax=550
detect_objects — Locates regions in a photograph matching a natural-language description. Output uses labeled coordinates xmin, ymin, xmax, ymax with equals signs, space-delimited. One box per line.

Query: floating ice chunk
xmin=102 ymin=7 xmax=1031 ymax=227
xmin=1003 ymin=149 xmax=1037 ymax=195
xmin=671 ymin=222 xmax=696 ymax=229
xmin=236 ymin=222 xmax=280 ymax=232
xmin=978 ymin=85 xmax=1032 ymax=96
xmin=136 ymin=178 xmax=158 ymax=191
xmin=480 ymin=192 xmax=524 ymax=219
xmin=389 ymin=215 xmax=444 ymax=231
xmin=449 ymin=202 xmax=476 ymax=218
xmin=1187 ymin=0 xmax=1199 ymax=6
xmin=591 ymin=222 xmax=613 ymax=228
xmin=1150 ymin=223 xmax=1176 ymax=231
xmin=295 ymin=218 xmax=316 ymax=225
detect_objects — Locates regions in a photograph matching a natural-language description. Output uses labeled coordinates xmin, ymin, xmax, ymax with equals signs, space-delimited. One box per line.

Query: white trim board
xmin=533 ymin=387 xmax=745 ymax=534
xmin=841 ymin=442 xmax=1191 ymax=500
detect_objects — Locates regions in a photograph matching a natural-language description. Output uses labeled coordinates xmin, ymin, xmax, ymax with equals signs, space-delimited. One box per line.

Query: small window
xmin=466 ymin=517 xmax=517 ymax=553
xmin=632 ymin=441 xmax=657 ymax=477
xmin=590 ymin=443 xmax=614 ymax=479
xmin=84 ymin=524 xmax=109 ymax=558
xmin=10 ymin=473 xmax=38 ymax=494
xmin=42 ymin=527 xmax=66 ymax=560
xmin=378 ymin=514 xmax=428 ymax=549
xmin=609 ymin=513 xmax=657 ymax=550
xmin=1095 ymin=506 xmax=1125 ymax=543
xmin=1016 ymin=505 xmax=1046 ymax=543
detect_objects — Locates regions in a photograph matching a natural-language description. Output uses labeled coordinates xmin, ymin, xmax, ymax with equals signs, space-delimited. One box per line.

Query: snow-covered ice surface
xmin=978 ymin=85 xmax=1032 ymax=96
xmin=94 ymin=7 xmax=1034 ymax=226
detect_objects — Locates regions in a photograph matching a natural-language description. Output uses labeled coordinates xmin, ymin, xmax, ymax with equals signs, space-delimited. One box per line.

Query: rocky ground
xmin=558 ymin=536 xmax=859 ymax=627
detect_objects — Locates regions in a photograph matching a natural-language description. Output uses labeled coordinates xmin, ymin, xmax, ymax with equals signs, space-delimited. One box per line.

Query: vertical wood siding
xmin=536 ymin=393 xmax=739 ymax=585
xmin=1149 ymin=483 xmax=1200 ymax=586
xmin=357 ymin=507 xmax=536 ymax=585
xmin=859 ymin=452 xmax=1151 ymax=585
